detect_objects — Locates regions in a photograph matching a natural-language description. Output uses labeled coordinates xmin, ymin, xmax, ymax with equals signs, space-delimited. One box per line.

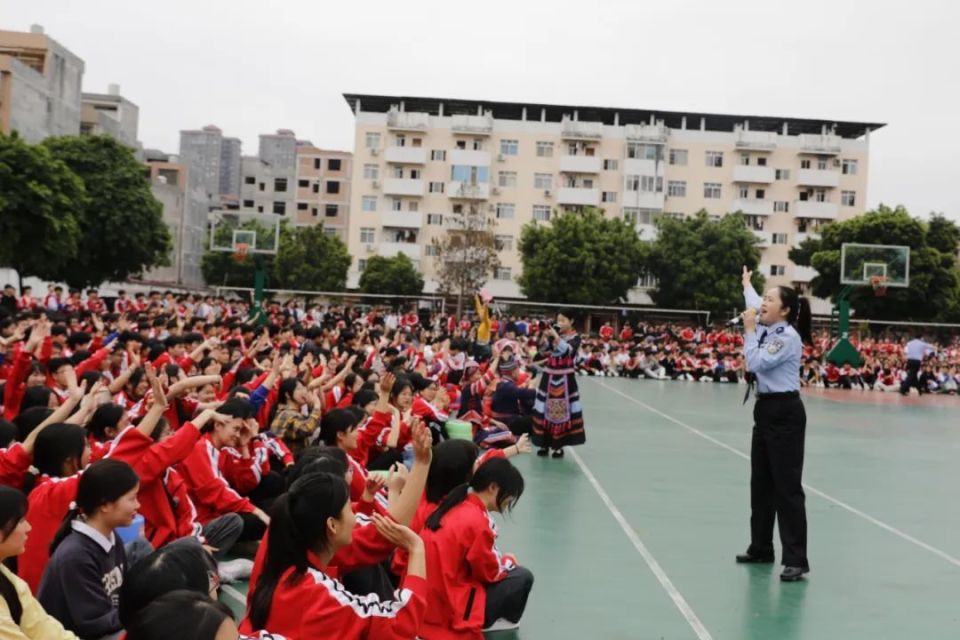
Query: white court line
xmin=221 ymin=583 xmax=247 ymax=605
xmin=593 ymin=379 xmax=960 ymax=569
xmin=569 ymin=448 xmax=714 ymax=640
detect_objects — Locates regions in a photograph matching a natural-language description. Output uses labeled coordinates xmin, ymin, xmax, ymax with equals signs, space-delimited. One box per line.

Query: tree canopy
xmin=358 ymin=253 xmax=425 ymax=300
xmin=432 ymin=203 xmax=500 ymax=315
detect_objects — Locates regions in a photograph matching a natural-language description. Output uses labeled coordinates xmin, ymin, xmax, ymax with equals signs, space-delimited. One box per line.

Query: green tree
xmin=518 ymin=208 xmax=646 ymax=304
xmin=273 ymin=225 xmax=351 ymax=292
xmin=789 ymin=205 xmax=960 ymax=320
xmin=433 ymin=203 xmax=500 ymax=316
xmin=641 ymin=211 xmax=766 ymax=317
xmin=42 ymin=135 xmax=171 ymax=287
xmin=201 ymin=218 xmax=278 ymax=289
xmin=0 ymin=133 xmax=86 ymax=281
xmin=359 ymin=253 xmax=425 ymax=301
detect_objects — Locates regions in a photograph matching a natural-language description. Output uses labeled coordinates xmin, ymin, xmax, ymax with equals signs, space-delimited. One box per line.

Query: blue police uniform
xmin=900 ymin=338 xmax=935 ymax=395
xmin=739 ymin=285 xmax=809 ymax=577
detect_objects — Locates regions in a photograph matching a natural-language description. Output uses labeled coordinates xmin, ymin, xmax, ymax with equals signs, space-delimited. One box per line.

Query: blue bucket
xmin=116 ymin=514 xmax=145 ymax=544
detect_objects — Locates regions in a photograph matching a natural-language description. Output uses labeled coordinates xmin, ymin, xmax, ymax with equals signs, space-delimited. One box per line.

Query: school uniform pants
xmin=748 ymin=393 xmax=809 ymax=570
xmin=900 ymin=359 xmax=923 ymax=394
xmin=484 ymin=566 xmax=535 ymax=627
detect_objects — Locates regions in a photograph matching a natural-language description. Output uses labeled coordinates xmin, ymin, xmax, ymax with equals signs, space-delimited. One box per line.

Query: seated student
xmin=0 ymin=486 xmax=78 ymax=640
xmin=419 ymin=457 xmax=533 ymax=638
xmin=37 ymin=459 xmax=140 ymax=640
xmin=240 ymin=472 xmax=427 ymax=639
xmin=316 ymin=408 xmax=368 ymax=502
xmin=269 ymin=377 xmax=323 ymax=456
xmin=124 ymin=591 xmax=241 ymax=640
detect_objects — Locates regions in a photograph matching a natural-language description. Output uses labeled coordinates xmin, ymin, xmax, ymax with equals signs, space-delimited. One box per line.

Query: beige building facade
xmin=294 ymin=147 xmax=353 ymax=238
xmin=343 ymin=94 xmax=883 ymax=300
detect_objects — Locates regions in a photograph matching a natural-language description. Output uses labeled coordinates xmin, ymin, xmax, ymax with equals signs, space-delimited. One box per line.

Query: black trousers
xmin=900 ymin=359 xmax=923 ymax=394
xmin=483 ymin=566 xmax=534 ymax=627
xmin=748 ymin=394 xmax=809 ymax=570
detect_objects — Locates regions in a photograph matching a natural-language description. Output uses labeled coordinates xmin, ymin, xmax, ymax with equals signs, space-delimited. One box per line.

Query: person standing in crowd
xmin=532 ymin=313 xmax=585 ymax=459
xmin=900 ymin=335 xmax=936 ymax=396
xmin=736 ymin=266 xmax=812 ymax=582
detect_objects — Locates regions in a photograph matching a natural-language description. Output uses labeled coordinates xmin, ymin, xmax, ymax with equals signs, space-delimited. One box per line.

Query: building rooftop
xmin=343 ymin=93 xmax=885 ymax=139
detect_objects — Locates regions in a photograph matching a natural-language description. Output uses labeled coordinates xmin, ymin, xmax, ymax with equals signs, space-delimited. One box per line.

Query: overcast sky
xmin=9 ymin=0 xmax=960 ymax=220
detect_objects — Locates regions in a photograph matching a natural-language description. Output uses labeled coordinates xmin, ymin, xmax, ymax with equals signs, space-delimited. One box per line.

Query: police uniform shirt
xmin=905 ymin=338 xmax=935 ymax=361
xmin=743 ymin=285 xmax=801 ymax=394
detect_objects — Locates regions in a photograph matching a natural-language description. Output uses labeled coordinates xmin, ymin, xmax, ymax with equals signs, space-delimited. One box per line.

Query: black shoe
xmin=736 ymin=552 xmax=774 ymax=564
xmin=780 ymin=566 xmax=809 ymax=582
xmin=551 ymin=448 xmax=564 ymax=459
xmin=536 ymin=447 xmax=549 ymax=457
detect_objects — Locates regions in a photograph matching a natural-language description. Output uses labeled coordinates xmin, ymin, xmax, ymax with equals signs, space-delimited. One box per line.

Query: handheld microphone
xmin=725 ymin=314 xmax=744 ymax=327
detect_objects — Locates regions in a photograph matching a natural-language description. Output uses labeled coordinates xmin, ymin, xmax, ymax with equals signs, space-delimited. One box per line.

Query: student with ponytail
xmin=419 ymin=456 xmax=534 ymax=638
xmin=0 ymin=486 xmax=78 ymax=639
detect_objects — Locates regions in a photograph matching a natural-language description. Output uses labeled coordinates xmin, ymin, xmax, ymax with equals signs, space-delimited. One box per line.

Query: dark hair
xmin=286 ymin=446 xmax=348 ymax=488
xmin=351 ymin=389 xmax=378 ymax=409
xmin=0 ymin=420 xmax=15 ymax=449
xmin=218 ymin=397 xmax=255 ymax=420
xmin=426 ymin=457 xmax=524 ymax=531
xmin=88 ymin=404 xmax=126 ymax=442
xmin=248 ymin=472 xmax=349 ymax=630
xmin=277 ymin=377 xmax=301 ymax=405
xmin=426 ymin=439 xmax=480 ymax=504
xmin=318 ymin=409 xmax=360 ymax=447
xmin=389 ymin=375 xmax=414 ymax=405
xmin=19 ymin=386 xmax=53 ymax=413
xmin=125 ymin=591 xmax=232 ymax=640
xmin=50 ymin=458 xmax=139 ymax=554
xmin=776 ymin=286 xmax=813 ymax=346
xmin=31 ymin=423 xmax=86 ymax=478
xmin=66 ymin=331 xmax=92 ymax=350
xmin=0 ymin=487 xmax=27 ymax=624
xmin=119 ymin=543 xmax=216 ymax=626
xmin=13 ymin=407 xmax=52 ymax=442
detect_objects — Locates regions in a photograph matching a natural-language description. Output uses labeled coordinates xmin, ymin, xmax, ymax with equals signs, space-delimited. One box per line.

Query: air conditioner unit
xmin=497 ymin=153 xmax=505 ymax=162
xmin=544 ymin=189 xmax=552 ymax=197
xmin=372 ymin=180 xmax=381 ymax=189
xmin=370 ymin=148 xmax=379 ymax=156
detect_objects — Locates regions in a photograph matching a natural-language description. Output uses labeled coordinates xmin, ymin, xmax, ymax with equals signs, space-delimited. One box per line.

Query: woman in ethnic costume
xmin=532 ymin=313 xmax=585 ymax=458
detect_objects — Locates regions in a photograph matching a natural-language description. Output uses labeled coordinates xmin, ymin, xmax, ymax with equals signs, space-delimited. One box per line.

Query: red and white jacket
xmin=0 ymin=443 xmax=32 ymax=489
xmin=21 ymin=474 xmax=82 ymax=593
xmin=177 ymin=434 xmax=256 ymax=523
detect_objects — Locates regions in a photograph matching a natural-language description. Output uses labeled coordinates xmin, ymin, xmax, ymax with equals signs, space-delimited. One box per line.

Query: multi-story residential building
xmin=0 ymin=25 xmax=84 ymax=143
xmin=80 ymin=83 xmax=140 ymax=151
xmin=179 ymin=125 xmax=229 ymax=202
xmin=294 ymin=146 xmax=352 ymax=238
xmin=343 ymin=94 xmax=883 ymax=299
xmin=219 ymin=136 xmax=243 ymax=200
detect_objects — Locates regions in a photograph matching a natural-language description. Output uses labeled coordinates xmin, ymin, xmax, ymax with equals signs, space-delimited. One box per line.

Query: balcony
xmin=557 ymin=187 xmax=600 ymax=206
xmin=793 ymin=200 xmax=838 ymax=219
xmin=624 ymin=123 xmax=669 ymax=144
xmin=792 ymin=232 xmax=821 ymax=246
xmin=733 ymin=165 xmax=775 ymax=183
xmin=752 ymin=230 xmax=772 ymax=247
xmin=386 ymin=110 xmax=430 ymax=131
xmin=623 ymin=190 xmax=665 ymax=210
xmin=734 ymin=130 xmax=778 ymax=150
xmin=792 ymin=265 xmax=818 ymax=282
xmin=799 ymin=133 xmax=842 ymax=155
xmin=384 ymin=146 xmax=427 ymax=164
xmin=448 ymin=149 xmax=491 ymax=166
xmin=380 ymin=242 xmax=422 ymax=260
xmin=447 ymin=181 xmax=490 ymax=200
xmin=380 ymin=210 xmax=422 ymax=228
xmin=559 ymin=155 xmax=601 ymax=173
xmin=796 ymin=169 xmax=840 ymax=188
xmin=622 ymin=158 xmax=661 ymax=175
xmin=382 ymin=178 xmax=425 ymax=197
xmin=451 ymin=113 xmax=493 ymax=135
xmin=731 ymin=198 xmax=773 ymax=216
xmin=636 ymin=223 xmax=659 ymax=240
xmin=560 ymin=117 xmax=603 ymax=140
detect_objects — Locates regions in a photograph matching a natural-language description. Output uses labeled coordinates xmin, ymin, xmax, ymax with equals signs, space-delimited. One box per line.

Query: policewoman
xmin=735 ymin=266 xmax=813 ymax=582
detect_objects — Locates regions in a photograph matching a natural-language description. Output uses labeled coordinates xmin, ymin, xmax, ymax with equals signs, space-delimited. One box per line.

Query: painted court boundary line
xmin=569 ymin=448 xmax=714 ymax=640
xmin=221 ymin=583 xmax=246 ymax=605
xmin=593 ymin=379 xmax=960 ymax=570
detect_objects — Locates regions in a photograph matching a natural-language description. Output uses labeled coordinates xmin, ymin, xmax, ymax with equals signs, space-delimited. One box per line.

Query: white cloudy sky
xmin=9 ymin=0 xmax=960 ymax=220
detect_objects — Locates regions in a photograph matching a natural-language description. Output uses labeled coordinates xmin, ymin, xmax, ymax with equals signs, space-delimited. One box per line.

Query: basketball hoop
xmin=232 ymin=242 xmax=250 ymax=263
xmin=871 ymin=275 xmax=888 ymax=297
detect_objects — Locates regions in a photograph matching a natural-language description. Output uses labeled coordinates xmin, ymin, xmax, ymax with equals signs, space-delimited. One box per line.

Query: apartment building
xmin=81 ymin=83 xmax=140 ymax=151
xmin=294 ymin=146 xmax=352 ymax=238
xmin=343 ymin=94 xmax=883 ymax=298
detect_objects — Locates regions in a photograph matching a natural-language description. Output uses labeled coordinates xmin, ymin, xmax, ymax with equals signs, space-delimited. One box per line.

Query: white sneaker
xmin=218 ymin=558 xmax=254 ymax=583
xmin=483 ymin=619 xmax=520 ymax=632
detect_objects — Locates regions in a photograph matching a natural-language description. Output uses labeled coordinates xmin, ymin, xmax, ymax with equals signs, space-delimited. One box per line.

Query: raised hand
xmin=411 ymin=418 xmax=432 ymax=465
xmin=742 ymin=265 xmax=753 ymax=288
xmin=363 ymin=474 xmax=387 ymax=502
xmin=371 ymin=513 xmax=422 ymax=552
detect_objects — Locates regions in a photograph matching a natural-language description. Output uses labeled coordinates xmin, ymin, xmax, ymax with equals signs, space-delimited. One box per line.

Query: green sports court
xmin=221 ymin=378 xmax=960 ymax=639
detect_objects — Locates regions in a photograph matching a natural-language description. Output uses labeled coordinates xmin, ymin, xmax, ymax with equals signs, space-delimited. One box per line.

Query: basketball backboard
xmin=209 ymin=211 xmax=280 ymax=255
xmin=840 ymin=243 xmax=910 ymax=287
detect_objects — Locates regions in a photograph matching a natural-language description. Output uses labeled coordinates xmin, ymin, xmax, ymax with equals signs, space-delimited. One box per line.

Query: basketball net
xmin=871 ymin=275 xmax=888 ymax=297
xmin=232 ymin=242 xmax=250 ymax=263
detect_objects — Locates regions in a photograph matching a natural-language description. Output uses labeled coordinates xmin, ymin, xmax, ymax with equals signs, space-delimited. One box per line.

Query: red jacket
xmin=177 ymin=434 xmax=256 ymax=523
xmin=21 ymin=474 xmax=81 ymax=593
xmin=419 ymin=494 xmax=512 ymax=640
xmin=2 ymin=346 xmax=33 ymax=420
xmin=0 ymin=443 xmax=32 ymax=489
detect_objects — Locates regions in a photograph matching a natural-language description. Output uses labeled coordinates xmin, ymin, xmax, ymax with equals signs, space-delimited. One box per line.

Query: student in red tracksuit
xmin=317 ymin=408 xmax=369 ymax=502
xmin=419 ymin=457 xmax=533 ymax=639
xmin=240 ymin=472 xmax=427 ymax=640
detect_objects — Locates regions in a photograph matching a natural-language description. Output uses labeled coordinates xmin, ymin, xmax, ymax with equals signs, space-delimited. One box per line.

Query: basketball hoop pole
xmin=252 ymin=254 xmax=267 ymax=326
xmin=827 ymin=285 xmax=863 ymax=366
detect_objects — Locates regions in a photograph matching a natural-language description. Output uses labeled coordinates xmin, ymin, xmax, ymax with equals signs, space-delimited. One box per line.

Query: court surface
xmin=223 ymin=379 xmax=960 ymax=639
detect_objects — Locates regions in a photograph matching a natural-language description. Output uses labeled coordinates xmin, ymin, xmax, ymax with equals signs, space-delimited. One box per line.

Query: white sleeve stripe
xmin=306 ymin=568 xmax=413 ymax=618
xmin=206 ymin=442 xmax=245 ymax=501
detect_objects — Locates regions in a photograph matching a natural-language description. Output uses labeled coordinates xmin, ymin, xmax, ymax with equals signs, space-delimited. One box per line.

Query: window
xmin=625 ymin=175 xmax=639 ymax=191
xmin=452 ymin=204 xmax=463 ymax=213
xmin=772 ymin=233 xmax=788 ymax=245
xmin=495 ymin=267 xmax=512 ymax=281
xmin=362 ymin=196 xmax=377 ymax=212
xmin=842 ymin=159 xmax=858 ymax=175
xmin=775 ymin=169 xmax=790 ymax=180
xmin=669 ymin=149 xmax=688 ymax=166
xmin=408 ymin=201 xmax=419 ymax=212
xmin=500 ymin=139 xmax=519 ymax=156
xmin=801 ymin=159 xmax=811 ymax=169
xmin=273 ymin=201 xmax=286 ymax=215
xmin=363 ymin=164 xmax=379 ymax=180
xmin=365 ymin=133 xmax=381 ymax=149
xmin=640 ymin=176 xmax=662 ymax=192
xmin=312 ymin=207 xmax=318 ymax=217
xmin=667 ymin=181 xmax=686 ymax=197
xmin=450 ymin=165 xmax=489 ymax=184
xmin=395 ymin=134 xmax=406 ymax=147
xmin=626 ymin=143 xmax=660 ymax=160
xmin=326 ymin=181 xmax=340 ymax=194
xmin=705 ymin=151 xmax=723 ymax=167
xmin=257 ymin=206 xmax=264 ymax=213
xmin=427 ymin=213 xmax=443 ymax=225
xmin=704 ymin=182 xmax=722 ymax=199
xmin=769 ymin=265 xmax=786 ymax=276
xmin=455 ymin=140 xmax=466 ymax=150
xmin=774 ymin=201 xmax=789 ymax=213
xmin=738 ymin=186 xmax=750 ymax=199
xmin=297 ymin=202 xmax=308 ymax=211
xmin=431 ymin=150 xmax=446 ymax=161
xmin=498 ymin=172 xmax=517 ymax=188
xmin=757 ymin=157 xmax=767 ymax=167
xmin=391 ymin=199 xmax=403 ymax=211
xmin=496 ymin=203 xmax=515 ymax=219
xmin=259 ymin=183 xmax=265 ymax=192
xmin=328 ymin=158 xmax=341 ymax=171
xmin=244 ymin=176 xmax=255 ymax=185
xmin=324 ymin=228 xmax=338 ymax=238
xmin=740 ymin=153 xmax=751 ymax=165
xmin=429 ymin=182 xmax=445 ymax=193
xmin=298 ymin=179 xmax=309 ymax=188
xmin=411 ymin=138 xmax=422 ymax=148
xmin=536 ymin=141 xmax=554 ymax=157
xmin=496 ymin=235 xmax=514 ymax=251
xmin=312 ymin=183 xmax=319 ymax=194
xmin=243 ymin=199 xmax=254 ymax=208
xmin=314 ymin=159 xmax=321 ymax=170
xmin=755 ymin=189 xmax=766 ymax=200
xmin=603 ymin=159 xmax=619 ymax=170
xmin=841 ymin=191 xmax=856 ymax=206
xmin=392 ymin=166 xmax=404 ymax=178
xmin=533 ymin=205 xmax=551 ymax=221
xmin=409 ymin=169 xmax=421 ymax=180
xmin=360 ymin=228 xmax=375 ymax=243
xmin=602 ymin=191 xmax=616 ymax=203
xmin=325 ymin=204 xmax=338 ymax=217
xmin=534 ymin=173 xmax=553 ymax=189
xmin=424 ymin=245 xmax=439 ymax=256
xmin=817 ymin=158 xmax=828 ymax=170
xmin=622 ymin=208 xmax=639 ymax=223
xmin=274 ymin=178 xmax=287 ymax=192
